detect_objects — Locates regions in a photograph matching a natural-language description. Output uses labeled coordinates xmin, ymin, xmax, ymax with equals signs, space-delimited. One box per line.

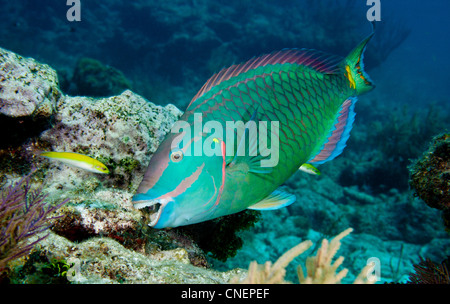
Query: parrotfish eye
xmin=170 ymin=149 xmax=184 ymax=162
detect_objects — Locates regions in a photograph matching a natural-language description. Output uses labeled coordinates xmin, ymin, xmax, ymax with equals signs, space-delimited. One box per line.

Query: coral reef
xmin=8 ymin=232 xmax=245 ymax=284
xmin=49 ymin=187 xmax=144 ymax=247
xmin=0 ymin=171 xmax=67 ymax=272
xmin=0 ymin=47 xmax=62 ymax=147
xmin=0 ymin=2 xmax=446 ymax=284
xmin=216 ymin=175 xmax=450 ymax=283
xmin=230 ymin=238 xmax=313 ymax=284
xmin=0 ymin=47 xmax=61 ymax=119
xmin=6 ymin=249 xmax=72 ymax=284
xmin=409 ymin=133 xmax=450 ymax=231
xmin=71 ymin=57 xmax=132 ymax=97
xmin=231 ymin=228 xmax=374 ymax=284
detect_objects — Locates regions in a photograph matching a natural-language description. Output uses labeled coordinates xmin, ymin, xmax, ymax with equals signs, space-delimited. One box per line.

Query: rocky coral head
xmin=409 ymin=133 xmax=450 ymax=210
xmin=0 ymin=47 xmax=62 ymax=148
xmin=409 ymin=133 xmax=450 ymax=231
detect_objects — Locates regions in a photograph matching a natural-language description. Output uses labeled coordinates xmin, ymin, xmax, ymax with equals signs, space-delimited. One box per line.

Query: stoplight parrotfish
xmin=133 ymin=29 xmax=375 ymax=228
xmin=40 ymin=151 xmax=109 ymax=174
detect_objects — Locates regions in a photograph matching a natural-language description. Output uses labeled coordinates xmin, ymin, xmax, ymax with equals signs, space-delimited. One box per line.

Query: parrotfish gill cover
xmin=133 ymin=29 xmax=375 ymax=228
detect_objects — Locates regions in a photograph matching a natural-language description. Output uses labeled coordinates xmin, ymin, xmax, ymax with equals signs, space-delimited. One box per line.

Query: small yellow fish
xmin=40 ymin=151 xmax=109 ymax=174
xmin=299 ymin=163 xmax=321 ymax=175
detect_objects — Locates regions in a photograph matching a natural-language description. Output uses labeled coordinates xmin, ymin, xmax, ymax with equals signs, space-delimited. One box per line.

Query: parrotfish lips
xmin=133 ymin=198 xmax=170 ymax=227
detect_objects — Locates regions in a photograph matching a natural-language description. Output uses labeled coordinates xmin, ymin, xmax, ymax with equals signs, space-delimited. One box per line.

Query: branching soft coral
xmin=0 ymin=171 xmax=68 ymax=271
xmin=407 ymin=257 xmax=450 ymax=284
xmin=230 ymin=239 xmax=313 ymax=284
xmin=297 ymin=228 xmax=373 ymax=284
xmin=231 ymin=228 xmax=374 ymax=284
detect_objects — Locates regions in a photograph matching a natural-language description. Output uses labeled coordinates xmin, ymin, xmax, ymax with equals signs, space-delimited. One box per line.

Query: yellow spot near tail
xmin=345 ymin=65 xmax=356 ymax=89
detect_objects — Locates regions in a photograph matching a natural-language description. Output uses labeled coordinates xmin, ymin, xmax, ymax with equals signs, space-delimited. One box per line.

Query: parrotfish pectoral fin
xmin=308 ymin=97 xmax=357 ymax=165
xmin=247 ymin=189 xmax=296 ymax=210
xmin=344 ymin=30 xmax=375 ymax=95
xmin=299 ymin=163 xmax=321 ymax=175
xmin=229 ymin=107 xmax=273 ymax=174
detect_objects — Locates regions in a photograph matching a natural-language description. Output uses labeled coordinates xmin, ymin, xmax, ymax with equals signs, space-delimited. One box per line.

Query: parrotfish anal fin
xmin=188 ymin=49 xmax=343 ymax=107
xmin=228 ymin=108 xmax=273 ymax=174
xmin=248 ymin=189 xmax=296 ymax=210
xmin=308 ymin=97 xmax=357 ymax=165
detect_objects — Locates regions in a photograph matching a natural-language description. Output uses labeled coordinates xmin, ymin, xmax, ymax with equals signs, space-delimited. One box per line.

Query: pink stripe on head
xmin=136 ymin=139 xmax=172 ymax=194
xmin=157 ymin=163 xmax=205 ymax=200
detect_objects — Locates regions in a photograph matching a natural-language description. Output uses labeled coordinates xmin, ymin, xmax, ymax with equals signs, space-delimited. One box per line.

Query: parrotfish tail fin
xmin=308 ymin=97 xmax=357 ymax=165
xmin=344 ymin=30 xmax=375 ymax=95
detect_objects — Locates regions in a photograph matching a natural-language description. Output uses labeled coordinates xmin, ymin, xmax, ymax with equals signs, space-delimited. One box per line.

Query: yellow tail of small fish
xmin=39 ymin=151 xmax=109 ymax=174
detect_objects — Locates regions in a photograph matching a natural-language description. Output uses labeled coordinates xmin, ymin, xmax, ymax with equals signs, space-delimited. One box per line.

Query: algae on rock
xmin=0 ymin=47 xmax=63 ymax=148
xmin=18 ymin=232 xmax=245 ymax=284
xmin=72 ymin=57 xmax=132 ymax=97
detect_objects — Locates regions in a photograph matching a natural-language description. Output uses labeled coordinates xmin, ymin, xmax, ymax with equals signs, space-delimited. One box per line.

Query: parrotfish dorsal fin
xmin=308 ymin=97 xmax=357 ymax=164
xmin=248 ymin=189 xmax=296 ymax=210
xmin=188 ymin=49 xmax=343 ymax=107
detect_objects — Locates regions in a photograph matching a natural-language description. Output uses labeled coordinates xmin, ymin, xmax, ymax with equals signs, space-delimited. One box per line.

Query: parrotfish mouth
xmin=133 ymin=198 xmax=169 ymax=227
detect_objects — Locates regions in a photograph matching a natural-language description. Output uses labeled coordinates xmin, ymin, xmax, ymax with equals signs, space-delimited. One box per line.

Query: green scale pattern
xmin=182 ymin=62 xmax=354 ymax=208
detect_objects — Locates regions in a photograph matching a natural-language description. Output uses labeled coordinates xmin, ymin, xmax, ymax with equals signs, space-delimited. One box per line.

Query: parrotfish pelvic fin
xmin=248 ymin=189 xmax=296 ymax=211
xmin=299 ymin=163 xmax=321 ymax=175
